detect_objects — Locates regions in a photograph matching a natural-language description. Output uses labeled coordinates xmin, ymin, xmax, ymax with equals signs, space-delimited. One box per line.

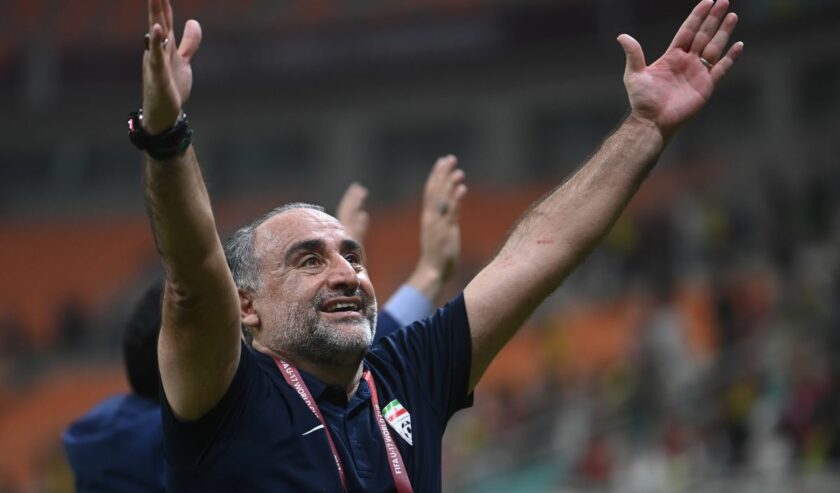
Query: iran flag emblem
xmin=382 ymin=399 xmax=413 ymax=446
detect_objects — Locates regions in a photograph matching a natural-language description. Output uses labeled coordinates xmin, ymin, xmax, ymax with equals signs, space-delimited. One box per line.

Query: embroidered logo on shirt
xmin=382 ymin=399 xmax=413 ymax=446
xmin=301 ymin=424 xmax=324 ymax=436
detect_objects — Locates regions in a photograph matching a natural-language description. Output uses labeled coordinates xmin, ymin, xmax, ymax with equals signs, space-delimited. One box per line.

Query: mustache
xmin=313 ymin=288 xmax=375 ymax=312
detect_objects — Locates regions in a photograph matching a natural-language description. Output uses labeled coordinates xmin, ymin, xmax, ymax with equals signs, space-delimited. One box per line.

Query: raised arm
xmin=463 ymin=0 xmax=743 ymax=390
xmin=336 ymin=182 xmax=371 ymax=244
xmin=336 ymin=157 xmax=467 ymax=329
xmin=140 ymin=0 xmax=241 ymax=420
xmin=402 ymin=155 xmax=467 ymax=307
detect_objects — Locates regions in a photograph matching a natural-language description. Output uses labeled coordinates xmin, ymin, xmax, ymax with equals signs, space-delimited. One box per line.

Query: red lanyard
xmin=364 ymin=370 xmax=413 ymax=493
xmin=273 ymin=358 xmax=414 ymax=493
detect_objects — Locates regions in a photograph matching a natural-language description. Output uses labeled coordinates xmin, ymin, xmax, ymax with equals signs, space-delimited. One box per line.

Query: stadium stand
xmin=0 ymin=0 xmax=838 ymax=491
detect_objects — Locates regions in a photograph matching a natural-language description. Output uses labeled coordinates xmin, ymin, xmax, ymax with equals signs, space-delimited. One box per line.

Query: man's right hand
xmin=141 ymin=0 xmax=241 ymax=422
xmin=142 ymin=0 xmax=202 ymax=135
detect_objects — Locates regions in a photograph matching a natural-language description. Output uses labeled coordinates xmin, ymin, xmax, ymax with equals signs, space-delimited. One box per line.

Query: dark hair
xmin=122 ymin=281 xmax=163 ymax=401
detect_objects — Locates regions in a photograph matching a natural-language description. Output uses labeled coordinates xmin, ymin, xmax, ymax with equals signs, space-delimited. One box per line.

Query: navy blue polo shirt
xmin=161 ymin=294 xmax=473 ymax=492
xmin=373 ymin=310 xmax=402 ymax=341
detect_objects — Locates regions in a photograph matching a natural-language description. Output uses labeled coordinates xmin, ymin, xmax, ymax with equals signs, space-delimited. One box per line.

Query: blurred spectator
xmin=62 ymin=282 xmax=165 ymax=493
xmin=0 ymin=311 xmax=27 ymax=356
xmin=56 ymin=298 xmax=87 ymax=352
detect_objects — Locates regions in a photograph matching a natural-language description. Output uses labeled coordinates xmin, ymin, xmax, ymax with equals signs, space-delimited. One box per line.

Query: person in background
xmin=336 ymin=156 xmax=466 ymax=339
xmin=62 ymin=283 xmax=166 ymax=493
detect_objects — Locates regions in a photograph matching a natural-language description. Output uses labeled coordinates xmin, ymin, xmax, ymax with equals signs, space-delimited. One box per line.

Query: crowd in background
xmin=0 ymin=1 xmax=838 ymax=491
xmin=442 ymin=157 xmax=840 ymax=492
xmin=0 ymin=147 xmax=836 ymax=493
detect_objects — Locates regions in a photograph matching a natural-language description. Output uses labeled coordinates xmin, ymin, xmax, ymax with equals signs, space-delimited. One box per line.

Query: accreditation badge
xmin=382 ymin=399 xmax=413 ymax=446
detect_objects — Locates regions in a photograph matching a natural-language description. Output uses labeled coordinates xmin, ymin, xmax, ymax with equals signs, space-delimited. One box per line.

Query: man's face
xmin=249 ymin=208 xmax=377 ymax=366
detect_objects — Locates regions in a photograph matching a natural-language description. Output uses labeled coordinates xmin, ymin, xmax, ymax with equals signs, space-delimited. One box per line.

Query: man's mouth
xmin=320 ymin=297 xmax=363 ymax=315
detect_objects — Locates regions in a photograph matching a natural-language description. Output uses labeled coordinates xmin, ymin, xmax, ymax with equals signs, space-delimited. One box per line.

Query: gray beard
xmin=266 ymin=295 xmax=377 ymax=368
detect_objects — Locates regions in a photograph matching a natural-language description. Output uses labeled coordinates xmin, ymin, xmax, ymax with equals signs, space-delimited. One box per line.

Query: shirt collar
xmin=252 ymin=345 xmax=372 ymax=408
xmin=295 ymin=364 xmax=373 ymax=411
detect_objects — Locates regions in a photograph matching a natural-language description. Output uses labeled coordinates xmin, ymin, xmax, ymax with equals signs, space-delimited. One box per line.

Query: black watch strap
xmin=127 ymin=109 xmax=193 ymax=160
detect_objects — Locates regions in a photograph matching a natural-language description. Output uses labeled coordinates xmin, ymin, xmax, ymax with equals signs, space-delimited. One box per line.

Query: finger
xmin=425 ymin=155 xmax=457 ymax=195
xmin=701 ymin=12 xmax=738 ymax=64
xmin=448 ymin=184 xmax=468 ymax=218
xmin=148 ymin=23 xmax=165 ymax=63
xmin=336 ymin=183 xmax=369 ymax=241
xmin=148 ymin=23 xmax=170 ymax=80
xmin=357 ymin=211 xmax=370 ymax=231
xmin=669 ymin=0 xmax=714 ymax=51
xmin=689 ymin=5 xmax=728 ymax=56
xmin=435 ymin=155 xmax=458 ymax=176
xmin=164 ymin=0 xmax=174 ymax=34
xmin=353 ymin=210 xmax=370 ymax=234
xmin=346 ymin=183 xmax=369 ymax=208
xmin=337 ymin=182 xmax=367 ymax=217
xmin=689 ymin=0 xmax=729 ymax=54
xmin=439 ymin=155 xmax=465 ymax=197
xmin=350 ymin=182 xmax=369 ymax=201
xmin=445 ymin=168 xmax=466 ymax=197
xmin=617 ymin=34 xmax=646 ymax=75
xmin=148 ymin=0 xmax=165 ymax=33
xmin=710 ymin=41 xmax=744 ymax=86
xmin=179 ymin=19 xmax=203 ymax=62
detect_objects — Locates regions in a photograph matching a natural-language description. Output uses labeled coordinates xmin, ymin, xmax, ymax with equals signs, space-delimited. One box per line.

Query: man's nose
xmin=327 ymin=255 xmax=360 ymax=291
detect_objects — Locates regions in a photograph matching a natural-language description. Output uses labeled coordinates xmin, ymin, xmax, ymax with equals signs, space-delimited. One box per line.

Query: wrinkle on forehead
xmin=254 ymin=208 xmax=346 ymax=266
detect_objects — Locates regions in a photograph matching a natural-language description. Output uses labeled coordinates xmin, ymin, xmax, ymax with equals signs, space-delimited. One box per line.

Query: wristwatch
xmin=127 ymin=109 xmax=193 ymax=160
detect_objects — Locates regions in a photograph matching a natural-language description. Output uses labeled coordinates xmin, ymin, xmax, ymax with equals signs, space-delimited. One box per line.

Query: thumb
xmin=617 ymin=34 xmax=646 ymax=75
xmin=179 ymin=19 xmax=203 ymax=62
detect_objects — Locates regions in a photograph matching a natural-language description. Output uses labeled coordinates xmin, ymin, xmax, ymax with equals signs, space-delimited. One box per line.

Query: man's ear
xmin=239 ymin=289 xmax=260 ymax=331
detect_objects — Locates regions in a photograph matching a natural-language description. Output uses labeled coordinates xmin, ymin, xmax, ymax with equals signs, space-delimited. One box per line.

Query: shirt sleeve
xmin=159 ymin=341 xmax=254 ymax=470
xmin=382 ymin=284 xmax=435 ymax=327
xmin=377 ymin=293 xmax=473 ymax=423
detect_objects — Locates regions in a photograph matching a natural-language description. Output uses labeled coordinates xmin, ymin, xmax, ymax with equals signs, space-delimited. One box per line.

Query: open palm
xmin=619 ymin=0 xmax=743 ymax=138
xmin=142 ymin=0 xmax=202 ymax=134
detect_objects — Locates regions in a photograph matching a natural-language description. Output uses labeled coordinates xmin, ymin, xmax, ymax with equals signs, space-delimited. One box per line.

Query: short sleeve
xmin=376 ymin=293 xmax=473 ymax=423
xmin=160 ymin=341 xmax=254 ymax=470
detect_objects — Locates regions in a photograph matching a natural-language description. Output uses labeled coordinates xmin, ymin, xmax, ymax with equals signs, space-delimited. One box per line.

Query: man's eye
xmin=302 ymin=256 xmax=321 ymax=267
xmin=345 ymin=253 xmax=361 ymax=264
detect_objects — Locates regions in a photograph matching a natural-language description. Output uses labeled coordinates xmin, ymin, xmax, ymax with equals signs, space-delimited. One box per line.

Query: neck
xmin=253 ymin=341 xmax=364 ymax=399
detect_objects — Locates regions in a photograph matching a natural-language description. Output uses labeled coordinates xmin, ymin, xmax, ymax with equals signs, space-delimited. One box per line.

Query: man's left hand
xmin=618 ymin=0 xmax=744 ymax=139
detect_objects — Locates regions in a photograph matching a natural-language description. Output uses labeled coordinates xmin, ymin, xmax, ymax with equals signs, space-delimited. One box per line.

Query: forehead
xmin=254 ymin=208 xmax=350 ymax=259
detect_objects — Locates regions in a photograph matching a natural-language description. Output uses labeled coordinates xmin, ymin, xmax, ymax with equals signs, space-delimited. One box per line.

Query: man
xmin=132 ymin=0 xmax=742 ymax=490
xmin=61 ymin=163 xmax=462 ymax=492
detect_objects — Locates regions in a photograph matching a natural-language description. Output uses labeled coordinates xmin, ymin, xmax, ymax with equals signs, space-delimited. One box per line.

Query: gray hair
xmin=224 ymin=202 xmax=325 ymax=294
xmin=225 ymin=202 xmax=325 ymax=346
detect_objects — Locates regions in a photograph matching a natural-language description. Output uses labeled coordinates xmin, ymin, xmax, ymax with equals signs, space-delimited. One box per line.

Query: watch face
xmin=127 ymin=109 xmax=191 ymax=159
xmin=128 ymin=112 xmax=146 ymax=149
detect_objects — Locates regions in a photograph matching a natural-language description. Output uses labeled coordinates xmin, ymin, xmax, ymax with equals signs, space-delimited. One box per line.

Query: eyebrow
xmin=284 ymin=239 xmax=326 ymax=265
xmin=282 ymin=238 xmax=364 ymax=265
xmin=340 ymin=239 xmax=363 ymax=256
